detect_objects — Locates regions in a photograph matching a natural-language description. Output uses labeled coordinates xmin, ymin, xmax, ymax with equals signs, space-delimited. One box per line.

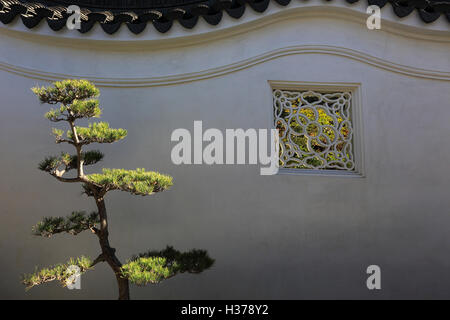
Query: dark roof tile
xmin=0 ymin=0 xmax=448 ymax=34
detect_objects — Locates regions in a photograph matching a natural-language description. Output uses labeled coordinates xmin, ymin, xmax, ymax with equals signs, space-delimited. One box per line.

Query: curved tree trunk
xmin=95 ymin=196 xmax=130 ymax=300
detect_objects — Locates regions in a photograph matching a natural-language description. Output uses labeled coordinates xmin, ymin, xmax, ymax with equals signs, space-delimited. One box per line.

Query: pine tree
xmin=23 ymin=80 xmax=214 ymax=299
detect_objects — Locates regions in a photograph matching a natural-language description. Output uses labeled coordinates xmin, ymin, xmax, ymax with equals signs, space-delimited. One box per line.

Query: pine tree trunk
xmin=95 ymin=196 xmax=130 ymax=300
xmin=116 ymin=274 xmax=130 ymax=300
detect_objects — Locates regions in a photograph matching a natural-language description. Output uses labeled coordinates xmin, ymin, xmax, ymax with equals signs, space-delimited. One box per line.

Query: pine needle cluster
xmin=121 ymin=247 xmax=214 ymax=285
xmin=87 ymin=168 xmax=173 ymax=195
xmin=22 ymin=256 xmax=93 ymax=290
xmin=32 ymin=211 xmax=100 ymax=237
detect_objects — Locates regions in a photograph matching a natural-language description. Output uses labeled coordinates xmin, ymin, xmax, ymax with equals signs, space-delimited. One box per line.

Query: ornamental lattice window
xmin=273 ymin=89 xmax=356 ymax=172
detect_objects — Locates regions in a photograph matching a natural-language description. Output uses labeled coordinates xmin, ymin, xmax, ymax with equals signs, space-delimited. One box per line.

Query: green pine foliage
xmin=75 ymin=150 xmax=104 ymax=167
xmin=121 ymin=247 xmax=214 ymax=285
xmin=38 ymin=150 xmax=103 ymax=172
xmin=22 ymin=256 xmax=93 ymax=290
xmin=68 ymin=122 xmax=127 ymax=144
xmin=45 ymin=100 xmax=102 ymax=122
xmin=32 ymin=79 xmax=99 ymax=105
xmin=87 ymin=168 xmax=173 ymax=195
xmin=44 ymin=108 xmax=63 ymax=122
xmin=70 ymin=99 xmax=102 ymax=119
xmin=51 ymin=128 xmax=64 ymax=142
xmin=38 ymin=153 xmax=71 ymax=172
xmin=121 ymin=257 xmax=174 ymax=285
xmin=32 ymin=211 xmax=100 ymax=237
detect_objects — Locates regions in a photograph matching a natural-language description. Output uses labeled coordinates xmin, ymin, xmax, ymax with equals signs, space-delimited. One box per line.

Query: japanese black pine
xmin=22 ymin=80 xmax=214 ymax=299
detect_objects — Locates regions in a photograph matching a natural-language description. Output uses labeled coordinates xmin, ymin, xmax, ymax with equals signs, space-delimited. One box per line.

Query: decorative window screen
xmin=273 ymin=89 xmax=356 ymax=172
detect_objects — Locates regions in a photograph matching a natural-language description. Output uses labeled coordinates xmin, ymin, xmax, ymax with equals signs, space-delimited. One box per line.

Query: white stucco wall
xmin=1 ymin=2 xmax=450 ymax=299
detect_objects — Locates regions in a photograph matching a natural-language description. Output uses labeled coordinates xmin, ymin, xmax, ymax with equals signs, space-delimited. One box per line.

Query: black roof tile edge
xmin=0 ymin=0 xmax=449 ymax=34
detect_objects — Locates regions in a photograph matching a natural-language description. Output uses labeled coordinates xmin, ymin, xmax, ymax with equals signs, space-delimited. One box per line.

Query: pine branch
xmin=32 ymin=79 xmax=99 ymax=105
xmin=51 ymin=175 xmax=83 ymax=183
xmin=120 ymin=246 xmax=214 ymax=286
xmin=38 ymin=153 xmax=72 ymax=172
xmin=45 ymin=109 xmax=67 ymax=122
xmin=91 ymin=253 xmax=106 ymax=266
xmin=70 ymin=99 xmax=102 ymax=119
xmin=32 ymin=211 xmax=100 ymax=237
xmin=44 ymin=100 xmax=100 ymax=123
xmin=22 ymin=256 xmax=93 ymax=290
xmin=67 ymin=122 xmax=127 ymax=145
xmin=51 ymin=128 xmax=74 ymax=145
xmin=87 ymin=168 xmax=173 ymax=195
xmin=81 ymin=183 xmax=97 ymax=197
xmin=38 ymin=151 xmax=103 ymax=174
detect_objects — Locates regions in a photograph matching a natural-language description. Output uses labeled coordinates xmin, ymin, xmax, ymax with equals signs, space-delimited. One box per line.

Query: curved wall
xmin=1 ymin=2 xmax=450 ymax=299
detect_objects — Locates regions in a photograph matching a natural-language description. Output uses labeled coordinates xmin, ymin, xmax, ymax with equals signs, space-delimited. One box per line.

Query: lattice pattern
xmin=273 ymin=89 xmax=355 ymax=171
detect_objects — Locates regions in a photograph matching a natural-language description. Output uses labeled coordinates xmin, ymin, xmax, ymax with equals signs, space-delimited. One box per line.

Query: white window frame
xmin=268 ymin=80 xmax=365 ymax=177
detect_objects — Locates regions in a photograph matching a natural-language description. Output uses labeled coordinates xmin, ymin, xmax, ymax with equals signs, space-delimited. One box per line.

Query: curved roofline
xmin=0 ymin=0 xmax=449 ymax=34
